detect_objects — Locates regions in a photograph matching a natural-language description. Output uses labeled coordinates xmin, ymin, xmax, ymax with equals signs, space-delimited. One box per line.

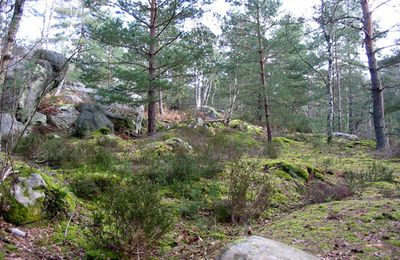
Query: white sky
xmin=19 ymin=0 xmax=399 ymax=53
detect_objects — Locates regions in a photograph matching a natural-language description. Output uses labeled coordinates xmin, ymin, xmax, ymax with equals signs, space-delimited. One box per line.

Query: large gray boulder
xmin=219 ymin=236 xmax=319 ymax=260
xmin=198 ymin=106 xmax=225 ymax=120
xmin=49 ymin=104 xmax=79 ymax=128
xmin=12 ymin=173 xmax=47 ymax=207
xmin=3 ymin=49 xmax=69 ymax=122
xmin=97 ymin=92 xmax=144 ymax=134
xmin=75 ymin=103 xmax=114 ymax=138
xmin=53 ymin=81 xmax=94 ymax=104
xmin=0 ymin=113 xmax=24 ymax=139
xmin=100 ymin=103 xmax=144 ymax=134
xmin=333 ymin=132 xmax=359 ymax=141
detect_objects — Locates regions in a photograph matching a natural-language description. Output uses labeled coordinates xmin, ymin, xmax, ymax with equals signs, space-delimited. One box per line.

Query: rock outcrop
xmin=0 ymin=113 xmax=24 ymax=139
xmin=75 ymin=103 xmax=114 ymax=138
xmin=333 ymin=132 xmax=359 ymax=141
xmin=3 ymin=49 xmax=69 ymax=123
xmin=219 ymin=236 xmax=319 ymax=260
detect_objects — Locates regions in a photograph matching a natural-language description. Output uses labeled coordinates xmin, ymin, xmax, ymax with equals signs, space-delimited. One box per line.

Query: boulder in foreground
xmin=219 ymin=236 xmax=319 ymax=260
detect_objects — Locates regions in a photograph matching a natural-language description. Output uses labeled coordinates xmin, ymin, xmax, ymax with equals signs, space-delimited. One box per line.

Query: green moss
xmin=209 ymin=122 xmax=226 ymax=129
xmin=387 ymin=239 xmax=400 ymax=247
xmin=1 ymin=164 xmax=75 ymax=225
xmin=210 ymin=232 xmax=227 ymax=240
xmin=85 ymin=249 xmax=121 ymax=260
xmin=137 ymin=138 xmax=193 ymax=159
xmin=264 ymin=160 xmax=310 ymax=181
xmin=272 ymin=137 xmax=297 ymax=145
xmin=273 ymin=169 xmax=292 ymax=180
xmin=4 ymin=196 xmax=44 ymax=224
xmin=91 ymin=127 xmax=112 ymax=137
xmin=346 ymin=139 xmax=376 ymax=148
xmin=263 ymin=199 xmax=400 ymax=258
xmin=228 ymin=119 xmax=263 ymax=135
xmin=5 ymin=244 xmax=18 ymax=253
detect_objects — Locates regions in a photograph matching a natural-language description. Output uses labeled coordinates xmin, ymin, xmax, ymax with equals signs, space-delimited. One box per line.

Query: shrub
xmin=345 ymin=161 xmax=395 ymax=190
xmin=16 ymin=134 xmax=121 ymax=171
xmin=146 ymin=151 xmax=199 ymax=185
xmin=213 ymin=200 xmax=231 ymax=223
xmin=263 ymin=142 xmax=281 ymax=159
xmin=304 ymin=180 xmax=352 ymax=204
xmin=220 ymin=160 xmax=274 ymax=223
xmin=90 ymin=176 xmax=172 ymax=256
xmin=69 ymin=173 xmax=117 ymax=200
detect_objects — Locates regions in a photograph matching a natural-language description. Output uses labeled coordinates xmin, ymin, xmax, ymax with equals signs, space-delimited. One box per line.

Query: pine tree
xmin=84 ymin=0 xmax=204 ymax=135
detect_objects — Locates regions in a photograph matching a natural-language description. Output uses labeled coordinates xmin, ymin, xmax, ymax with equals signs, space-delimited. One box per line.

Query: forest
xmin=0 ymin=0 xmax=399 ymax=259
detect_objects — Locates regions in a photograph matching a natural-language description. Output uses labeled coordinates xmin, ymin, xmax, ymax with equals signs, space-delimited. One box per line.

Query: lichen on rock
xmin=1 ymin=165 xmax=75 ymax=225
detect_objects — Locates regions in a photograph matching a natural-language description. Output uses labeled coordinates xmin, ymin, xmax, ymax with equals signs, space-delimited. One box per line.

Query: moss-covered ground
xmin=0 ymin=123 xmax=399 ymax=259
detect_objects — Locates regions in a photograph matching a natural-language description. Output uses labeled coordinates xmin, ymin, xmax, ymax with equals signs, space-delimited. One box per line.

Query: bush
xmin=16 ymin=134 xmax=121 ymax=171
xmin=220 ymin=160 xmax=274 ymax=223
xmin=69 ymin=173 xmax=117 ymax=200
xmin=263 ymin=142 xmax=281 ymax=159
xmin=145 ymin=149 xmax=218 ymax=185
xmin=304 ymin=180 xmax=352 ymax=204
xmin=345 ymin=161 xmax=395 ymax=191
xmin=90 ymin=176 xmax=172 ymax=256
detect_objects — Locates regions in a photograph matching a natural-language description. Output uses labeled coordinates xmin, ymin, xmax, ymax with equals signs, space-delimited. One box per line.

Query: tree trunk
xmin=360 ymin=0 xmax=389 ymax=150
xmin=195 ymin=69 xmax=201 ymax=109
xmin=255 ymin=4 xmax=272 ymax=142
xmin=335 ymin=39 xmax=342 ymax=132
xmin=320 ymin=0 xmax=334 ymax=144
xmin=307 ymin=76 xmax=312 ymax=118
xmin=348 ymin=86 xmax=355 ymax=134
xmin=326 ymin=40 xmax=334 ymax=144
xmin=147 ymin=0 xmax=157 ymax=136
xmin=0 ymin=0 xmax=26 ymax=87
xmin=159 ymin=89 xmax=164 ymax=115
xmin=0 ymin=0 xmax=26 ymax=177
xmin=226 ymin=77 xmax=238 ymax=124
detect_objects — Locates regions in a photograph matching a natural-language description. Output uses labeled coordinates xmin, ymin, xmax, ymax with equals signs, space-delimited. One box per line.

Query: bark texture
xmin=360 ymin=0 xmax=389 ymax=150
xmin=147 ymin=0 xmax=157 ymax=136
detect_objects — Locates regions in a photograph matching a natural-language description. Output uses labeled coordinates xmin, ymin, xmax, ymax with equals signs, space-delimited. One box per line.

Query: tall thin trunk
xmin=320 ymin=0 xmax=334 ymax=144
xmin=226 ymin=77 xmax=238 ymax=124
xmin=326 ymin=40 xmax=334 ymax=144
xmin=307 ymin=76 xmax=312 ymax=118
xmin=195 ymin=69 xmax=201 ymax=109
xmin=348 ymin=86 xmax=355 ymax=134
xmin=255 ymin=4 xmax=272 ymax=142
xmin=335 ymin=40 xmax=342 ymax=132
xmin=0 ymin=0 xmax=26 ymax=176
xmin=360 ymin=0 xmax=389 ymax=150
xmin=0 ymin=0 xmax=26 ymax=87
xmin=159 ymin=89 xmax=164 ymax=115
xmin=147 ymin=0 xmax=157 ymax=136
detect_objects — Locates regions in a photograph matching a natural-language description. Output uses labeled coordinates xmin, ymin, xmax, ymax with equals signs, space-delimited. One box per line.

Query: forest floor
xmin=0 ymin=122 xmax=399 ymax=259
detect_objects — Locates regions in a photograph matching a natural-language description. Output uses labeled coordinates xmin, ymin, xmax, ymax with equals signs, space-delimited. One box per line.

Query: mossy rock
xmin=346 ymin=139 xmax=376 ymax=149
xmin=272 ymin=137 xmax=297 ymax=145
xmin=137 ymin=137 xmax=193 ymax=159
xmin=264 ymin=160 xmax=310 ymax=181
xmin=90 ymin=127 xmax=112 ymax=137
xmin=1 ymin=164 xmax=75 ymax=225
xmin=228 ymin=119 xmax=263 ymax=135
xmin=3 ymin=196 xmax=45 ymax=225
xmin=207 ymin=121 xmax=226 ymax=129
